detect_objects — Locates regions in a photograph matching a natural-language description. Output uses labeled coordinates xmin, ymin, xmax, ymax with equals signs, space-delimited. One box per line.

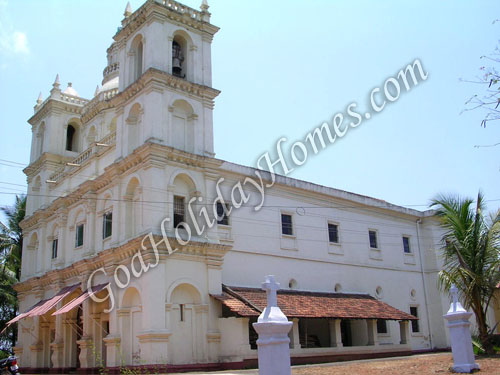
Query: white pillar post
xmin=443 ymin=285 xmax=480 ymax=373
xmin=329 ymin=319 xmax=343 ymax=348
xmin=252 ymin=275 xmax=293 ymax=375
xmin=366 ymin=319 xmax=378 ymax=346
xmin=399 ymin=321 xmax=409 ymax=345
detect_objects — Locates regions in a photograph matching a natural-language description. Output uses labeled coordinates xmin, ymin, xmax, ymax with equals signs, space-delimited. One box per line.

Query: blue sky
xmin=0 ymin=0 xmax=499 ymax=217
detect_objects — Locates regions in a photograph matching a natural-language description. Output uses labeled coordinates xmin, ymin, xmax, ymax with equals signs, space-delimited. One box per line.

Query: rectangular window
xmin=51 ymin=238 xmax=58 ymax=259
xmin=403 ymin=236 xmax=411 ymax=253
xmin=173 ymin=196 xmax=185 ymax=228
xmin=369 ymin=230 xmax=378 ymax=249
xmin=75 ymin=223 xmax=84 ymax=248
xmin=377 ymin=319 xmax=388 ymax=334
xmin=216 ymin=202 xmax=230 ymax=226
xmin=281 ymin=214 xmax=293 ymax=236
xmin=410 ymin=306 xmax=420 ymax=333
xmin=328 ymin=223 xmax=339 ymax=243
xmin=103 ymin=211 xmax=112 ymax=239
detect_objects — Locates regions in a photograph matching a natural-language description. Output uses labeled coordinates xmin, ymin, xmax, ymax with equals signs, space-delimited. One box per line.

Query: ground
xmin=291 ymin=353 xmax=500 ymax=375
xmin=188 ymin=353 xmax=500 ymax=374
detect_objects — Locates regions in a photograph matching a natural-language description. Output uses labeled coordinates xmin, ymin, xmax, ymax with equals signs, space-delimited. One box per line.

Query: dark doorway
xmin=341 ymin=319 xmax=352 ymax=347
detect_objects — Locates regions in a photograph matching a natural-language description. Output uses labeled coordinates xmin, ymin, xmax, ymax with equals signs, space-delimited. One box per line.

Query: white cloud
xmin=0 ymin=1 xmax=30 ymax=57
xmin=12 ymin=31 xmax=29 ymax=54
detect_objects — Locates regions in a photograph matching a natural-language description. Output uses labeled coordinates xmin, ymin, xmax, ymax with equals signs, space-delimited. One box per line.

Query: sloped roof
xmin=212 ymin=285 xmax=417 ymax=321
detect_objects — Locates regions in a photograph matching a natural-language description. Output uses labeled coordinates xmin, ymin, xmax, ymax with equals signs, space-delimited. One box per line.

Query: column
xmin=104 ymin=303 xmax=121 ymax=367
xmin=399 ymin=321 xmax=410 ymax=345
xmin=137 ymin=271 xmax=171 ymax=365
xmin=38 ymin=219 xmax=47 ymax=275
xmin=39 ymin=321 xmax=50 ymax=368
xmin=291 ymin=319 xmax=301 ymax=349
xmin=77 ymin=299 xmax=94 ymax=368
xmin=54 ymin=209 xmax=67 ymax=268
xmin=366 ymin=319 xmax=378 ymax=346
xmin=84 ymin=194 xmax=97 ymax=257
xmin=62 ymin=318 xmax=76 ymax=368
xmin=50 ymin=305 xmax=64 ymax=369
xmin=329 ymin=319 xmax=343 ymax=348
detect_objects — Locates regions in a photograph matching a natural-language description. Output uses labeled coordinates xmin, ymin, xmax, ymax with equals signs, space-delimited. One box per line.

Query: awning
xmin=212 ymin=285 xmax=417 ymax=321
xmin=52 ymin=283 xmax=108 ymax=316
xmin=26 ymin=283 xmax=81 ymax=317
xmin=3 ymin=298 xmax=49 ymax=330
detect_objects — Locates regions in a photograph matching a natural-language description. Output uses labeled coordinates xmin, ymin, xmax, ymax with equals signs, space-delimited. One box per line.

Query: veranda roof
xmin=212 ymin=285 xmax=417 ymax=321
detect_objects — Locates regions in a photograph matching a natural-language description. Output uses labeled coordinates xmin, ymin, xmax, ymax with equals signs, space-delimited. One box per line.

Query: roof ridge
xmin=222 ymin=284 xmax=262 ymax=314
xmin=227 ymin=285 xmax=375 ymax=300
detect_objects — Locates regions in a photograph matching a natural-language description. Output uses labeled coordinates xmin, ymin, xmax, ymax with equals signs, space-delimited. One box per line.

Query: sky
xmin=0 ymin=0 xmax=499 ymax=219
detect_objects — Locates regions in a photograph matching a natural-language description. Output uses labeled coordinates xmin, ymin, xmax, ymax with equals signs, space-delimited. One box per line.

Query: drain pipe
xmin=416 ymin=218 xmax=433 ymax=350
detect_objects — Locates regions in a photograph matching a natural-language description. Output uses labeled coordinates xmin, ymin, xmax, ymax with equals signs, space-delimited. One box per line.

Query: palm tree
xmin=0 ymin=195 xmax=26 ymax=351
xmin=431 ymin=192 xmax=500 ymax=354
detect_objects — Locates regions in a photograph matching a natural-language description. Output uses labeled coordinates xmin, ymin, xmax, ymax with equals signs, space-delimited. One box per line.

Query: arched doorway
xmin=168 ymin=283 xmax=205 ymax=364
xmin=120 ymin=287 xmax=142 ymax=365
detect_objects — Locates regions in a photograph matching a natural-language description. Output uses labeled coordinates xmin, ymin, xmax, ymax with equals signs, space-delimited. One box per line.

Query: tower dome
xmin=63 ymin=82 xmax=79 ymax=97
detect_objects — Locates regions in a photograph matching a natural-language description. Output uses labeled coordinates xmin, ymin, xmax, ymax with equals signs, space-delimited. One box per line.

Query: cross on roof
xmin=262 ymin=275 xmax=280 ymax=308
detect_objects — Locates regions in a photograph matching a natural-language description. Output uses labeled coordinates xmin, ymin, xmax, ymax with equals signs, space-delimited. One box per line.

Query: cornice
xmin=82 ymin=67 xmax=219 ymax=124
xmin=21 ymin=142 xmax=224 ymax=231
xmin=28 ymin=98 xmax=87 ymax=126
xmin=14 ymin=233 xmax=231 ymax=294
xmin=114 ymin=0 xmax=219 ymax=45
xmin=23 ymin=153 xmax=72 ymax=179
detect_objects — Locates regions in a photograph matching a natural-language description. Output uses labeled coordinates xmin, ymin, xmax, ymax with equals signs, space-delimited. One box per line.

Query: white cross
xmin=262 ymin=275 xmax=280 ymax=308
xmin=450 ymin=284 xmax=459 ymax=311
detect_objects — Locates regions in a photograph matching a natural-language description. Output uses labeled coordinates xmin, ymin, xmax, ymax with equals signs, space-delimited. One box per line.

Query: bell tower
xmin=113 ymin=0 xmax=220 ymax=158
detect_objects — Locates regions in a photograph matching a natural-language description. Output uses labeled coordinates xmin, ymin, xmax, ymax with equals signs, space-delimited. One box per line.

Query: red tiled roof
xmin=212 ymin=285 xmax=417 ymax=321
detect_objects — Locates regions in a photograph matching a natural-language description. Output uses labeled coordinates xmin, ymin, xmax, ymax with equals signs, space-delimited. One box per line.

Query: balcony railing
xmin=48 ymin=131 xmax=116 ymax=184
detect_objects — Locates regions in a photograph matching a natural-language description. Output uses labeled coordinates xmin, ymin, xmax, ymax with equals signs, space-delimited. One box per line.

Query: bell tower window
xmin=135 ymin=41 xmax=143 ymax=80
xmin=129 ymin=34 xmax=144 ymax=84
xmin=66 ymin=125 xmax=76 ymax=151
xmin=172 ymin=38 xmax=186 ymax=78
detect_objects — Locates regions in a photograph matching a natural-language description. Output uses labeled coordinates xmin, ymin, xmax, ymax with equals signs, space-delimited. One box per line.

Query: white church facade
xmin=11 ymin=0 xmax=499 ymax=372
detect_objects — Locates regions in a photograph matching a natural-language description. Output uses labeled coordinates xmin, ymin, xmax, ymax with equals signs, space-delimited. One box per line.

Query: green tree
xmin=431 ymin=192 xmax=500 ymax=354
xmin=0 ymin=195 xmax=26 ymax=351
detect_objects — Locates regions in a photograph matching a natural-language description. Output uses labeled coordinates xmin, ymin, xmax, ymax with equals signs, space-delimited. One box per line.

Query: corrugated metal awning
xmin=27 ymin=283 xmax=81 ymax=317
xmin=52 ymin=283 xmax=108 ymax=316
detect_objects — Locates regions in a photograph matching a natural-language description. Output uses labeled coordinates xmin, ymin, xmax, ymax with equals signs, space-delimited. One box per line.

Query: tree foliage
xmin=0 ymin=195 xmax=26 ymax=352
xmin=431 ymin=192 xmax=500 ymax=354
xmin=463 ymin=23 xmax=500 ymax=132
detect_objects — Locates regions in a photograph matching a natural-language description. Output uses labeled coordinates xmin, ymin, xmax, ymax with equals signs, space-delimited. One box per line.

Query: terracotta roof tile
xmin=212 ymin=285 xmax=417 ymax=321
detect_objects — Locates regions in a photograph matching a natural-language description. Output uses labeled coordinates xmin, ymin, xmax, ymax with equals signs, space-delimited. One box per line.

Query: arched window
xmin=170 ymin=99 xmax=195 ymax=153
xmin=66 ymin=125 xmax=76 ymax=151
xmin=125 ymin=177 xmax=141 ymax=239
xmin=136 ymin=41 xmax=143 ymax=80
xmin=126 ymin=103 xmax=143 ymax=154
xmin=172 ymin=39 xmax=185 ymax=78
xmin=86 ymin=126 xmax=97 ymax=147
xmin=130 ymin=35 xmax=144 ymax=83
xmin=37 ymin=122 xmax=45 ymax=157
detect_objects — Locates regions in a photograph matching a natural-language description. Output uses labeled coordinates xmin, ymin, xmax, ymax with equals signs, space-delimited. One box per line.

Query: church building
xmin=10 ymin=0 xmax=499 ymax=372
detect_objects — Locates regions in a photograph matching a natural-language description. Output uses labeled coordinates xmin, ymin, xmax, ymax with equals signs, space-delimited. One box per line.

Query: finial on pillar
xmin=262 ymin=275 xmax=280 ymax=308
xmin=36 ymin=92 xmax=43 ymax=105
xmin=201 ymin=0 xmax=209 ymax=11
xmin=53 ymin=74 xmax=60 ymax=89
xmin=124 ymin=2 xmax=132 ymax=17
xmin=94 ymin=85 xmax=100 ymax=97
